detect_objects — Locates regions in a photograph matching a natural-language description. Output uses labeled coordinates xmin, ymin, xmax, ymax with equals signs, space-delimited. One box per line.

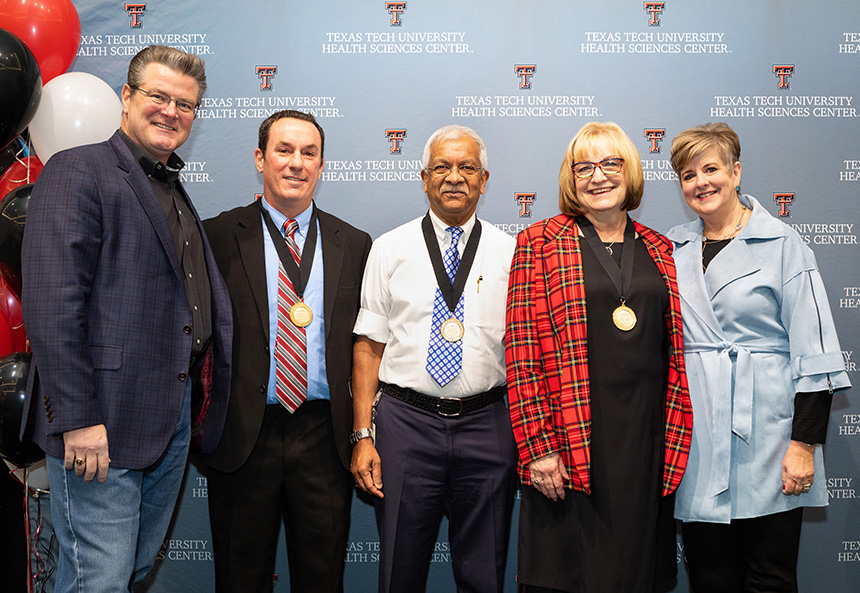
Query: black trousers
xmin=207 ymin=401 xmax=352 ymax=593
xmin=681 ymin=508 xmax=804 ymax=593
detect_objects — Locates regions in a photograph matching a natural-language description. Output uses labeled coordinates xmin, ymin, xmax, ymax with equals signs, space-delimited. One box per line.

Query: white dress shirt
xmin=354 ymin=210 xmax=515 ymax=398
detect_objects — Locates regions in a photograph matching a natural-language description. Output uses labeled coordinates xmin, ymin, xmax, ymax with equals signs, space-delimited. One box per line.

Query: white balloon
xmin=28 ymin=72 xmax=121 ymax=164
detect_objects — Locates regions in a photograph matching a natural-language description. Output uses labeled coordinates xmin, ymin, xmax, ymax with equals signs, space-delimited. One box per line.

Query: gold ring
xmin=75 ymin=458 xmax=85 ymax=466
xmin=801 ymin=483 xmax=811 ymax=493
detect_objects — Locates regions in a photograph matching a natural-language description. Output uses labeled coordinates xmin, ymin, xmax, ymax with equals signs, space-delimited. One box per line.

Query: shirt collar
xmin=427 ymin=209 xmax=476 ymax=247
xmin=260 ymin=197 xmax=314 ymax=238
xmin=666 ymin=194 xmax=786 ymax=246
xmin=118 ymin=129 xmax=185 ymax=183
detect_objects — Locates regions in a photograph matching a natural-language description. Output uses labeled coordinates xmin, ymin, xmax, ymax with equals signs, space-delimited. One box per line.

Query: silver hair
xmin=421 ymin=125 xmax=488 ymax=170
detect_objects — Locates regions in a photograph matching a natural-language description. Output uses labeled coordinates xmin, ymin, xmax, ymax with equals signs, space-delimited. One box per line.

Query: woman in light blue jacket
xmin=665 ymin=122 xmax=850 ymax=593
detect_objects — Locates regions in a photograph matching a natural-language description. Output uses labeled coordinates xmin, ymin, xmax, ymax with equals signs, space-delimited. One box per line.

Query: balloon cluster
xmin=1 ymin=0 xmax=123 ymax=160
xmin=0 ymin=0 xmax=123 ymax=483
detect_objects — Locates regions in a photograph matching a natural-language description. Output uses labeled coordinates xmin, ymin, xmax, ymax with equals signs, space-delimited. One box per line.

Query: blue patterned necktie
xmin=426 ymin=226 xmax=464 ymax=386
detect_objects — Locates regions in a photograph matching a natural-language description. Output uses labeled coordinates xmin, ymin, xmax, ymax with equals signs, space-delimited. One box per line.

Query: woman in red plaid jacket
xmin=505 ymin=122 xmax=693 ymax=593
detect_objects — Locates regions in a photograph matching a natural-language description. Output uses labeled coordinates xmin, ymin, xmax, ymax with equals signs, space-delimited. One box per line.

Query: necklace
xmin=701 ymin=206 xmax=748 ymax=273
xmin=702 ymin=205 xmax=747 ymax=242
xmin=591 ymin=218 xmax=625 ymax=254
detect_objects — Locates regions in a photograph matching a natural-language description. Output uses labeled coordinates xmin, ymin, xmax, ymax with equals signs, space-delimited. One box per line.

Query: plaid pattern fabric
xmin=505 ymin=214 xmax=693 ymax=496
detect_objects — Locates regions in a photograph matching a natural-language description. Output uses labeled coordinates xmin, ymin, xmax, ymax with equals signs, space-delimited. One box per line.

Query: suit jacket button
xmin=183 ymin=325 xmax=192 ymax=334
xmin=259 ymin=385 xmax=266 ymax=393
xmin=178 ymin=372 xmax=188 ymax=381
xmin=46 ymin=415 xmax=53 ymax=422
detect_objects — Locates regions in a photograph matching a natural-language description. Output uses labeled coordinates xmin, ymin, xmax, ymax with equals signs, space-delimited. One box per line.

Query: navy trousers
xmin=374 ymin=392 xmax=518 ymax=593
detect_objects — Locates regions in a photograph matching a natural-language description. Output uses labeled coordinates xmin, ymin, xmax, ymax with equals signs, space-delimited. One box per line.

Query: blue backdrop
xmin=21 ymin=1 xmax=860 ymax=591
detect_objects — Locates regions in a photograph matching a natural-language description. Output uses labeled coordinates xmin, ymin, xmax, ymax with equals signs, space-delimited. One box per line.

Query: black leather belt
xmin=380 ymin=382 xmax=506 ymax=417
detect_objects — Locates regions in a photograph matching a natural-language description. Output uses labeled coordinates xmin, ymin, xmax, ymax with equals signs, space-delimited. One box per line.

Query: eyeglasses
xmin=571 ymin=157 xmax=624 ymax=179
xmin=131 ymin=86 xmax=198 ymax=115
xmin=425 ymin=164 xmax=483 ymax=178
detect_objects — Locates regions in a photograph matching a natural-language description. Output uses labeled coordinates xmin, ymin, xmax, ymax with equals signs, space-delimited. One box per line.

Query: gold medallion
xmin=289 ymin=302 xmax=313 ymax=327
xmin=440 ymin=318 xmax=465 ymax=342
xmin=612 ymin=302 xmax=637 ymax=331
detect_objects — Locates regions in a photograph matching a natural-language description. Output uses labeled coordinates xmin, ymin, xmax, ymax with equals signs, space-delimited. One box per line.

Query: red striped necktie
xmin=274 ymin=219 xmax=307 ymax=412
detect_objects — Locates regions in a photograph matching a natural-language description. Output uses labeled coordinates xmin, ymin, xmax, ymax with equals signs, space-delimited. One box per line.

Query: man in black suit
xmin=203 ymin=110 xmax=372 ymax=593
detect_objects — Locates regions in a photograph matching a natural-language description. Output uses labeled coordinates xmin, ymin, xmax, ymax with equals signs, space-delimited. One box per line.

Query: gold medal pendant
xmin=612 ymin=301 xmax=636 ymax=331
xmin=440 ymin=317 xmax=465 ymax=342
xmin=289 ymin=301 xmax=313 ymax=327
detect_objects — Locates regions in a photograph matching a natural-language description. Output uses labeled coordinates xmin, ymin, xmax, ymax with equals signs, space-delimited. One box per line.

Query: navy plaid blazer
xmin=20 ymin=131 xmax=233 ymax=469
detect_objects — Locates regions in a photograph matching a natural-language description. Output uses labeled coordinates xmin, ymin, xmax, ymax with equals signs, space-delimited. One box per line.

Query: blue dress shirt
xmin=260 ymin=198 xmax=329 ymax=403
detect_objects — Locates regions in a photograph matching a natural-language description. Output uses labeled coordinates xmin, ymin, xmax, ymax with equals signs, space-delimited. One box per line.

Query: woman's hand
xmin=782 ymin=440 xmax=815 ymax=496
xmin=529 ymin=453 xmax=570 ymax=501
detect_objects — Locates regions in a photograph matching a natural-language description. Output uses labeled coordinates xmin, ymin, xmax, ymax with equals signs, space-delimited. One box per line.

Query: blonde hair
xmin=670 ymin=122 xmax=740 ymax=176
xmin=558 ymin=122 xmax=644 ymax=216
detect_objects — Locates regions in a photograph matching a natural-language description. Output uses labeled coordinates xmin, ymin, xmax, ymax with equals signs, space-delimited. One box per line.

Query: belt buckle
xmin=437 ymin=397 xmax=463 ymax=417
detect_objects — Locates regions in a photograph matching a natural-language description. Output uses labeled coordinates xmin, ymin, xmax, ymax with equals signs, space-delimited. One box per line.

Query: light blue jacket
xmin=666 ymin=195 xmax=850 ymax=523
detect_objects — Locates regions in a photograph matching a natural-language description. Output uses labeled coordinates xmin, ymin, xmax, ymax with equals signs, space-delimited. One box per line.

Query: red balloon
xmin=0 ymin=0 xmax=81 ymax=83
xmin=0 ymin=156 xmax=42 ymax=201
xmin=0 ymin=311 xmax=13 ymax=359
xmin=0 ymin=275 xmax=25 ymax=355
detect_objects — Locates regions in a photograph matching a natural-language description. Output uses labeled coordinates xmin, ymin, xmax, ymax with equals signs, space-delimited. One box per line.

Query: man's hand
xmin=63 ymin=424 xmax=110 ymax=483
xmin=350 ymin=336 xmax=386 ymax=498
xmin=351 ymin=438 xmax=384 ymax=498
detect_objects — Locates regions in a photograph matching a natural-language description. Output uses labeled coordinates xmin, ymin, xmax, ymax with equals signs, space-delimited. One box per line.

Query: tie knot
xmin=448 ymin=226 xmax=462 ymax=246
xmin=285 ymin=219 xmax=299 ymax=238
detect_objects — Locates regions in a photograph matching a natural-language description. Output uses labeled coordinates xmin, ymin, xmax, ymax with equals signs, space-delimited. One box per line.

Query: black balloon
xmin=0 ymin=183 xmax=31 ymax=297
xmin=0 ymin=352 xmax=43 ymax=467
xmin=0 ymin=29 xmax=42 ymax=151
xmin=0 ymin=137 xmax=26 ymax=180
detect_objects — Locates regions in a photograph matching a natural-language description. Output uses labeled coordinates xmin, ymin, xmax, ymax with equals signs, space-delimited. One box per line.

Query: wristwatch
xmin=349 ymin=428 xmax=374 ymax=445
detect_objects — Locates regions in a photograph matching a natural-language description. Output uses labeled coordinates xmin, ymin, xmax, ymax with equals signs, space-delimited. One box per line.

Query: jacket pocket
xmin=90 ymin=345 xmax=123 ymax=370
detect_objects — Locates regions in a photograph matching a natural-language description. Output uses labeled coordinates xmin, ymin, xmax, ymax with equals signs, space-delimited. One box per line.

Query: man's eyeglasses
xmin=571 ymin=157 xmax=624 ymax=179
xmin=131 ymin=86 xmax=198 ymax=115
xmin=425 ymin=164 xmax=483 ymax=178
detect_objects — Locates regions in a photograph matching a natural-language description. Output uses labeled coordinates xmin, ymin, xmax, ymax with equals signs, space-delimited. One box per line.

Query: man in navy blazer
xmin=20 ymin=45 xmax=232 ymax=592
xmin=203 ymin=110 xmax=371 ymax=593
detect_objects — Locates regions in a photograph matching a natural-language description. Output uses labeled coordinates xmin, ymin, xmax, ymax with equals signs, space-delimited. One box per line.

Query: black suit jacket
xmin=201 ymin=202 xmax=371 ymax=472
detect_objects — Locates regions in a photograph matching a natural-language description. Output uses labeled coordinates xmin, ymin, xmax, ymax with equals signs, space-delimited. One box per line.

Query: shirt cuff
xmin=353 ymin=308 xmax=390 ymax=344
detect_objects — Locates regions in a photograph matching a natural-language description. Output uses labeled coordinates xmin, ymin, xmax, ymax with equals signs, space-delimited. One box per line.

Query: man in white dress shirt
xmin=350 ymin=125 xmax=517 ymax=593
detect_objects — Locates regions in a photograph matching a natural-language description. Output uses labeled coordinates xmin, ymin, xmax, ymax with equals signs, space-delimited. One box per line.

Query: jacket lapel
xmin=110 ymin=133 xmax=186 ymax=288
xmin=704 ymin=238 xmax=759 ymax=299
xmin=319 ymin=211 xmax=343 ymax=340
xmin=235 ymin=205 xmax=272 ymax=341
xmin=540 ymin=215 xmax=582 ymax=349
xmin=673 ymin=238 xmax=726 ymax=340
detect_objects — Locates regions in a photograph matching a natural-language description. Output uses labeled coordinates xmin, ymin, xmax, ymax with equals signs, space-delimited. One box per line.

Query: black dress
xmin=517 ymin=236 xmax=674 ymax=593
